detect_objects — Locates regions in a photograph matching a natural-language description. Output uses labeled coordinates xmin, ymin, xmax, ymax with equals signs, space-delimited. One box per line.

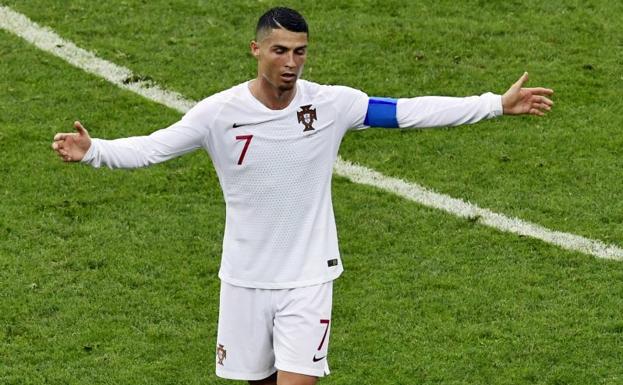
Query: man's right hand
xmin=52 ymin=121 xmax=92 ymax=162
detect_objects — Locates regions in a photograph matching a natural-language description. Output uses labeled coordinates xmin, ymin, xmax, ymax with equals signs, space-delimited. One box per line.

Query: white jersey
xmin=82 ymin=79 xmax=502 ymax=289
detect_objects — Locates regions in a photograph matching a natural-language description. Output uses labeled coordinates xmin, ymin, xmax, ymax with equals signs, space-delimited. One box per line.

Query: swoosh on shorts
xmin=312 ymin=355 xmax=326 ymax=362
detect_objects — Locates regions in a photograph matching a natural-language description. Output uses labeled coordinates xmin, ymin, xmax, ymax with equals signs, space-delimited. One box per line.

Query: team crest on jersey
xmin=216 ymin=344 xmax=227 ymax=365
xmin=297 ymin=104 xmax=317 ymax=132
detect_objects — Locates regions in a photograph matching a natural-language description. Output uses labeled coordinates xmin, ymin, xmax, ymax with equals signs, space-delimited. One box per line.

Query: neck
xmin=249 ymin=77 xmax=296 ymax=110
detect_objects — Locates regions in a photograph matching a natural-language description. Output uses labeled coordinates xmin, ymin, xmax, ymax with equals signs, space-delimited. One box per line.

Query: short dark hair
xmin=255 ymin=7 xmax=308 ymax=40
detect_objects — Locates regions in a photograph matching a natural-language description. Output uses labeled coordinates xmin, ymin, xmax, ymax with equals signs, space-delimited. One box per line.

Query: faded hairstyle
xmin=255 ymin=7 xmax=308 ymax=40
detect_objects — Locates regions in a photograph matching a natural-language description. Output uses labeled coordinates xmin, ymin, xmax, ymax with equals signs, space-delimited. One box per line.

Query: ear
xmin=250 ymin=40 xmax=260 ymax=59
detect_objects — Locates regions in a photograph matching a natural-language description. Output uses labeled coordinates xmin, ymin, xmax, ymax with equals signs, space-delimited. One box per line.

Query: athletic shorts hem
xmin=218 ymin=267 xmax=342 ymax=289
xmin=275 ymin=361 xmax=329 ymax=378
xmin=215 ymin=367 xmax=277 ymax=381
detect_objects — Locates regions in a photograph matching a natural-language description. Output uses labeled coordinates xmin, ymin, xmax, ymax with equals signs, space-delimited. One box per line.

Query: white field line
xmin=2 ymin=5 xmax=622 ymax=261
xmin=0 ymin=5 xmax=194 ymax=113
xmin=334 ymin=159 xmax=623 ymax=260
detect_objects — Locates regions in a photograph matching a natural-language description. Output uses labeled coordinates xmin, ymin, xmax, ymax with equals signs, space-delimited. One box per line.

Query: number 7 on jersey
xmin=235 ymin=135 xmax=253 ymax=165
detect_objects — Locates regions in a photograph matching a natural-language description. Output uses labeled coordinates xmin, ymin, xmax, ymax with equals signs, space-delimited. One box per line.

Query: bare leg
xmin=277 ymin=370 xmax=317 ymax=385
xmin=249 ymin=371 xmax=277 ymax=385
xmin=248 ymin=370 xmax=317 ymax=385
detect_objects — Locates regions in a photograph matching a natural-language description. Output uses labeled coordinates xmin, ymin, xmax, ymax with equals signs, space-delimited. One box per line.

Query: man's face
xmin=251 ymin=28 xmax=308 ymax=92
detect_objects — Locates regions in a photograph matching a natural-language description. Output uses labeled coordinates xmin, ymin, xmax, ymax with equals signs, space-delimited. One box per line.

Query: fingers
xmin=533 ymin=94 xmax=554 ymax=107
xmin=529 ymin=108 xmax=545 ymax=116
xmin=56 ymin=149 xmax=70 ymax=158
xmin=74 ymin=121 xmax=88 ymax=136
xmin=539 ymin=103 xmax=552 ymax=111
xmin=529 ymin=100 xmax=551 ymax=116
xmin=52 ymin=122 xmax=88 ymax=162
xmin=54 ymin=121 xmax=87 ymax=143
xmin=51 ymin=141 xmax=73 ymax=161
xmin=56 ymin=151 xmax=73 ymax=162
xmin=525 ymin=93 xmax=553 ymax=116
xmin=514 ymin=71 xmax=529 ymax=89
xmin=51 ymin=139 xmax=67 ymax=155
xmin=54 ymin=146 xmax=74 ymax=162
xmin=505 ymin=74 xmax=554 ymax=116
xmin=525 ymin=87 xmax=554 ymax=96
xmin=52 ymin=131 xmax=74 ymax=159
xmin=52 ymin=133 xmax=77 ymax=146
xmin=534 ymin=103 xmax=551 ymax=112
xmin=54 ymin=133 xmax=70 ymax=141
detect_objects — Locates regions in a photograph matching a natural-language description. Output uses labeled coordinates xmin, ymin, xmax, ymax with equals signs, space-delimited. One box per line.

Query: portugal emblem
xmin=297 ymin=104 xmax=317 ymax=132
xmin=216 ymin=344 xmax=227 ymax=365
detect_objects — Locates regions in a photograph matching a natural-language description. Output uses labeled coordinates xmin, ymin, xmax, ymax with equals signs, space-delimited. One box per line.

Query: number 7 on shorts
xmin=317 ymin=319 xmax=330 ymax=350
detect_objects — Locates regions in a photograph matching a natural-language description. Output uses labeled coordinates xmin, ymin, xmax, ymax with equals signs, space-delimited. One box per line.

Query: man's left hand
xmin=502 ymin=72 xmax=554 ymax=116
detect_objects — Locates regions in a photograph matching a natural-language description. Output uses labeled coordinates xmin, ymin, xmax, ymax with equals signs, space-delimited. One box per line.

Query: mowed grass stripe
xmin=2 ymin=4 xmax=621 ymax=261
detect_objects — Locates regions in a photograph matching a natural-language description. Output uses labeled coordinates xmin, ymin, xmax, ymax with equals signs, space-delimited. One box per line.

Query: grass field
xmin=2 ymin=1 xmax=623 ymax=384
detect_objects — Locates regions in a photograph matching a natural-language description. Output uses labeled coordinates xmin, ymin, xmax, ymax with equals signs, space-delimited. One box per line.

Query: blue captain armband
xmin=364 ymin=97 xmax=399 ymax=128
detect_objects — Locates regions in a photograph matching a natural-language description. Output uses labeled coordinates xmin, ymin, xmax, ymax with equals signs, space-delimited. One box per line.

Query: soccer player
xmin=51 ymin=7 xmax=553 ymax=385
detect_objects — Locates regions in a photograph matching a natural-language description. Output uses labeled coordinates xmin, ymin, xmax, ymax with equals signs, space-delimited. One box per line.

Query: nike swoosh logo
xmin=232 ymin=118 xmax=280 ymax=129
xmin=312 ymin=355 xmax=326 ymax=362
xmin=232 ymin=123 xmax=254 ymax=128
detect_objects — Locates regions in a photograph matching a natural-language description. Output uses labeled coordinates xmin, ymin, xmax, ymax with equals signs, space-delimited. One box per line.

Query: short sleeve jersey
xmin=181 ymin=80 xmax=369 ymax=289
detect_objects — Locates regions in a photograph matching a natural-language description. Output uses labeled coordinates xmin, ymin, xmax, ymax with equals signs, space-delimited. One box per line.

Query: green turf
xmin=2 ymin=1 xmax=623 ymax=384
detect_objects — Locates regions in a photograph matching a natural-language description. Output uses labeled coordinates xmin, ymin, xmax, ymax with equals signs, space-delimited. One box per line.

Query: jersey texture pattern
xmin=81 ymin=79 xmax=502 ymax=289
xmin=84 ymin=80 xmax=369 ymax=288
xmin=201 ymin=81 xmax=368 ymax=288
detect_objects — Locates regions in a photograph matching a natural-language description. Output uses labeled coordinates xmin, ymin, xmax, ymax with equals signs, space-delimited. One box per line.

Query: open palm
xmin=502 ymin=72 xmax=554 ymax=116
xmin=51 ymin=121 xmax=92 ymax=162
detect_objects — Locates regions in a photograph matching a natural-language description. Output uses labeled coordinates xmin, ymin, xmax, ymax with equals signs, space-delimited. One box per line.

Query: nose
xmin=285 ymin=51 xmax=296 ymax=69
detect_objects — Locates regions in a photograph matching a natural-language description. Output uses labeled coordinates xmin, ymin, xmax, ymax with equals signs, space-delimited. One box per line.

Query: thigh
xmin=273 ymin=281 xmax=333 ymax=378
xmin=215 ymin=282 xmax=277 ymax=381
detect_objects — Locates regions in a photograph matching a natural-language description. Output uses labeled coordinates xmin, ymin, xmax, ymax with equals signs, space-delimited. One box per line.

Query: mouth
xmin=280 ymin=73 xmax=297 ymax=82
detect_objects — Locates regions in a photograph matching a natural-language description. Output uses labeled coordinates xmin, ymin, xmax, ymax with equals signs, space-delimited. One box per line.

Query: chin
xmin=278 ymin=82 xmax=296 ymax=92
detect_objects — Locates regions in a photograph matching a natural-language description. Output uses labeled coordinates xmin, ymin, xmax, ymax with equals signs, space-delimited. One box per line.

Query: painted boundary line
xmin=334 ymin=159 xmax=623 ymax=260
xmin=2 ymin=5 xmax=622 ymax=261
xmin=0 ymin=5 xmax=194 ymax=113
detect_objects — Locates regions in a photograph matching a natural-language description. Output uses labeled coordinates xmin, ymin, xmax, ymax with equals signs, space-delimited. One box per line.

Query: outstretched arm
xmin=361 ymin=72 xmax=554 ymax=130
xmin=51 ymin=119 xmax=206 ymax=169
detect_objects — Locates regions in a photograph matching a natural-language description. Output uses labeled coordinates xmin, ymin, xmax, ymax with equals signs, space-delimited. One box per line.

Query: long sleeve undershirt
xmin=79 ymin=80 xmax=504 ymax=289
xmin=82 ymin=91 xmax=503 ymax=169
xmin=397 ymin=92 xmax=503 ymax=128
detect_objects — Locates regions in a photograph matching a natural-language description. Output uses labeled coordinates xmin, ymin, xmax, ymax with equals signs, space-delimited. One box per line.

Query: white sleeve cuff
xmin=489 ymin=93 xmax=503 ymax=117
xmin=80 ymin=138 xmax=100 ymax=166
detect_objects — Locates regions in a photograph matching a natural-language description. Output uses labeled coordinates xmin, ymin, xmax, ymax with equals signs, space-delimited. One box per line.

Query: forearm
xmin=397 ymin=92 xmax=503 ymax=128
xmin=82 ymin=123 xmax=205 ymax=169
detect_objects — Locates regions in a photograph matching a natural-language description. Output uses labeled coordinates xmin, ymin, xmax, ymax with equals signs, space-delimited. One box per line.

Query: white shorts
xmin=215 ymin=281 xmax=333 ymax=381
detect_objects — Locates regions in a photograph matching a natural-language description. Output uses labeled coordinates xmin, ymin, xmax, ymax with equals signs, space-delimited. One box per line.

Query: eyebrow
xmin=272 ymin=44 xmax=308 ymax=50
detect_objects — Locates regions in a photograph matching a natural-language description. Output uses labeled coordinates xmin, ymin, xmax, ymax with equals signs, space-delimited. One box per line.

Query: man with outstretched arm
xmin=52 ymin=7 xmax=553 ymax=385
